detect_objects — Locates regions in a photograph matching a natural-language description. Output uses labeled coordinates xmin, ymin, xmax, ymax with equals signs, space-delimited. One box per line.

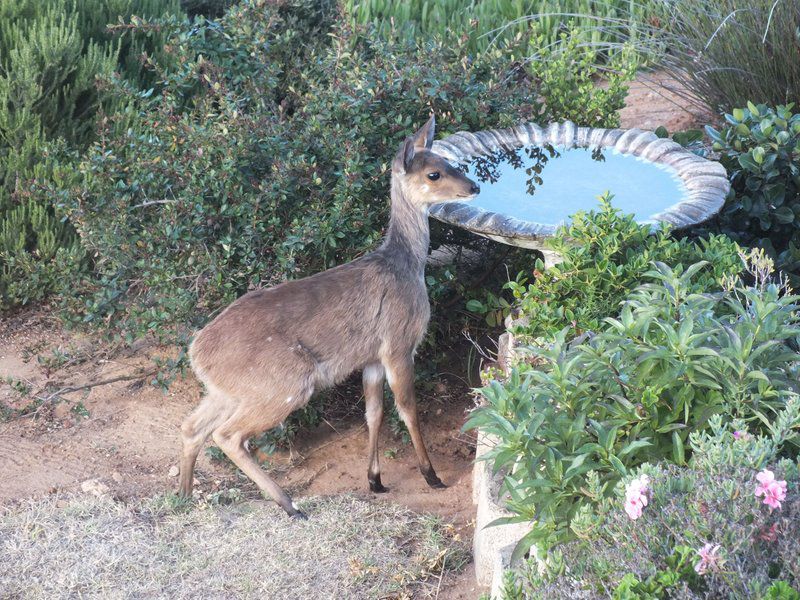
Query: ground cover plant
xmin=0 ymin=493 xmax=469 ymax=598
xmin=500 ymin=415 xmax=800 ymax=598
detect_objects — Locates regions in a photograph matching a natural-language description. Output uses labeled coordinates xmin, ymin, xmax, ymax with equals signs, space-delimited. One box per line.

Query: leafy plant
xmin=467 ymin=251 xmax=800 ymax=556
xmin=501 ymin=196 xmax=742 ymax=342
xmin=706 ymin=103 xmax=800 ymax=283
xmin=530 ymin=29 xmax=635 ymax=128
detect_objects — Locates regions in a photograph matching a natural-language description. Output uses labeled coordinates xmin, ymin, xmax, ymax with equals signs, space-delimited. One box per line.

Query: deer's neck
xmin=380 ymin=177 xmax=430 ymax=276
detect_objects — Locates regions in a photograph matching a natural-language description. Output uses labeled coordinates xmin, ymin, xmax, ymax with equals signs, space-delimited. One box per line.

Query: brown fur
xmin=178 ymin=115 xmax=480 ymax=518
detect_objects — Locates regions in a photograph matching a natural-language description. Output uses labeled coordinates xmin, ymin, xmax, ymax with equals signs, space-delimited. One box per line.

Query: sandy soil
xmin=619 ymin=71 xmax=711 ymax=132
xmin=0 ymin=72 xmax=699 ymax=599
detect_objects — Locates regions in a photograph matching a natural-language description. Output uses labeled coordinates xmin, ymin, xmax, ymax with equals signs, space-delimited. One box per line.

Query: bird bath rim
xmin=428 ymin=120 xmax=730 ymax=251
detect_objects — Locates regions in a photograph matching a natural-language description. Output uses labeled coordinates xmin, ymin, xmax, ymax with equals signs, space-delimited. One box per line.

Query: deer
xmin=178 ymin=115 xmax=480 ymax=519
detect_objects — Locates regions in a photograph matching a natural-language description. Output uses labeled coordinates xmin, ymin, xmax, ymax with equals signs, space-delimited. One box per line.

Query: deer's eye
xmin=427 ymin=172 xmax=440 ymax=181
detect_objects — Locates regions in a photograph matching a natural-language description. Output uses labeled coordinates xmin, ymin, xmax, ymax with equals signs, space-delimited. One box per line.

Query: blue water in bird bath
xmin=461 ymin=145 xmax=689 ymax=225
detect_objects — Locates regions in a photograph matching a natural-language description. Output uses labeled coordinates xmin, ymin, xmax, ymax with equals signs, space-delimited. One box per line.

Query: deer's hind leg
xmin=363 ymin=363 xmax=388 ymax=493
xmin=179 ymin=389 xmax=232 ymax=497
xmin=384 ymin=356 xmax=445 ymax=489
xmin=211 ymin=387 xmax=313 ymax=519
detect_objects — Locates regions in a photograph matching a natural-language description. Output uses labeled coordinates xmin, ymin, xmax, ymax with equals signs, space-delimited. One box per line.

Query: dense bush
xmin=42 ymin=0 xmax=632 ymax=344
xmin=0 ymin=0 xmax=183 ymax=309
xmin=466 ymin=241 xmax=800 ymax=555
xmin=500 ymin=198 xmax=742 ymax=342
xmin=650 ymin=0 xmax=800 ymax=111
xmin=706 ymin=103 xmax=800 ymax=284
xmin=503 ymin=414 xmax=800 ymax=598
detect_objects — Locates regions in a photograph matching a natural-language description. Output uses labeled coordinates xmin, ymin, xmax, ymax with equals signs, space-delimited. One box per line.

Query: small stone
xmin=168 ymin=466 xmax=179 ymax=477
xmin=80 ymin=479 xmax=109 ymax=497
xmin=111 ymin=471 xmax=123 ymax=483
xmin=53 ymin=403 xmax=71 ymax=419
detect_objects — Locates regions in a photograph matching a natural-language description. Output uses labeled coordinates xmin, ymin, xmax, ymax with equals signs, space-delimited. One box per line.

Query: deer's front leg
xmin=384 ymin=356 xmax=445 ymax=489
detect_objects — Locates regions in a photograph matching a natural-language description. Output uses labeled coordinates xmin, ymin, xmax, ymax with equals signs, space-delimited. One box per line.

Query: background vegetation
xmin=0 ymin=0 xmax=182 ymax=307
xmin=343 ymin=0 xmax=647 ymax=58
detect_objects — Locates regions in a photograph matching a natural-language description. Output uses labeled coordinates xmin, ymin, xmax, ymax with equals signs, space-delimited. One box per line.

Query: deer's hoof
xmin=370 ymin=481 xmax=389 ymax=494
xmin=422 ymin=468 xmax=446 ymax=489
xmin=290 ymin=510 xmax=309 ymax=521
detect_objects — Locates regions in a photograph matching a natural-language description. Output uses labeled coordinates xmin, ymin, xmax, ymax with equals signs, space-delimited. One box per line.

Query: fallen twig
xmin=41 ymin=368 xmax=158 ymax=403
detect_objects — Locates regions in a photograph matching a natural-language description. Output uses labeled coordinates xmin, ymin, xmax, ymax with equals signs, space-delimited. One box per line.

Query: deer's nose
xmin=470 ymin=183 xmax=481 ymax=195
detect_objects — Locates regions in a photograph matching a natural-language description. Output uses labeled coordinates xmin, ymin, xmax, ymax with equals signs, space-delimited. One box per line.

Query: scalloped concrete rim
xmin=428 ymin=121 xmax=730 ymax=250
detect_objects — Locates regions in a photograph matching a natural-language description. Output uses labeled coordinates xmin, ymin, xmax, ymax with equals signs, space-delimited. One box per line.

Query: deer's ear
xmin=403 ymin=136 xmax=416 ymax=172
xmin=414 ymin=114 xmax=435 ymax=150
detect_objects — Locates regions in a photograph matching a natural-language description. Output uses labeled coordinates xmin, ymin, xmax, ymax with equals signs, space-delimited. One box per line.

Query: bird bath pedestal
xmin=430 ymin=121 xmax=730 ymax=265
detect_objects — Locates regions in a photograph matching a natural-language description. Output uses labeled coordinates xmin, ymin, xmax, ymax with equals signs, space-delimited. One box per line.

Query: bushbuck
xmin=179 ymin=115 xmax=480 ymax=518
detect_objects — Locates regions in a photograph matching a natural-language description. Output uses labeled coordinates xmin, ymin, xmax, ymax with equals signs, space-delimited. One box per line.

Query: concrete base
xmin=472 ymin=431 xmax=531 ymax=598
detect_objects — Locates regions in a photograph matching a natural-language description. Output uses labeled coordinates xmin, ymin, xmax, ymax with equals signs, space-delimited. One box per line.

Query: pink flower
xmin=695 ymin=543 xmax=722 ymax=575
xmin=624 ymin=474 xmax=651 ymax=520
xmin=733 ymin=430 xmax=749 ymax=440
xmin=755 ymin=469 xmax=787 ymax=510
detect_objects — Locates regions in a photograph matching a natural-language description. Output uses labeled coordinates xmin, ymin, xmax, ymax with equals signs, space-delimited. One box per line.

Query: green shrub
xmin=466 ymin=249 xmax=800 ymax=555
xmin=528 ymin=30 xmax=634 ymax=128
xmin=502 ymin=197 xmax=742 ymax=342
xmin=0 ymin=0 xmax=183 ymax=310
xmin=705 ymin=103 xmax=800 ymax=283
xmin=505 ymin=414 xmax=800 ymax=598
xmin=651 ymin=0 xmax=800 ymax=111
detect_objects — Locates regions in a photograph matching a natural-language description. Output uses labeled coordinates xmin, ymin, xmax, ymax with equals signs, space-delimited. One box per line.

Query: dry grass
xmin=0 ymin=493 xmax=469 ymax=599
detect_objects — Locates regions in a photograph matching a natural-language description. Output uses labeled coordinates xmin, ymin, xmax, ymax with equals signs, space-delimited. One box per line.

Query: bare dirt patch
xmin=619 ymin=71 xmax=712 ymax=132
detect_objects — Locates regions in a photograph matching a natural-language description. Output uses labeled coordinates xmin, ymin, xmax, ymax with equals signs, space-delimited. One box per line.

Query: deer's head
xmin=394 ymin=115 xmax=480 ymax=207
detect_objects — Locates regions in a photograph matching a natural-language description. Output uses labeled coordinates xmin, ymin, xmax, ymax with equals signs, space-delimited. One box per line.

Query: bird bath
xmin=430 ymin=121 xmax=729 ymax=264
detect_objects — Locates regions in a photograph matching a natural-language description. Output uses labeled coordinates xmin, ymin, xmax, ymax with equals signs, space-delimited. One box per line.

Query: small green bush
xmin=466 ymin=248 xmax=800 ymax=555
xmin=505 ymin=414 xmax=800 ymax=598
xmin=706 ymin=103 xmax=800 ymax=283
xmin=502 ymin=197 xmax=742 ymax=342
